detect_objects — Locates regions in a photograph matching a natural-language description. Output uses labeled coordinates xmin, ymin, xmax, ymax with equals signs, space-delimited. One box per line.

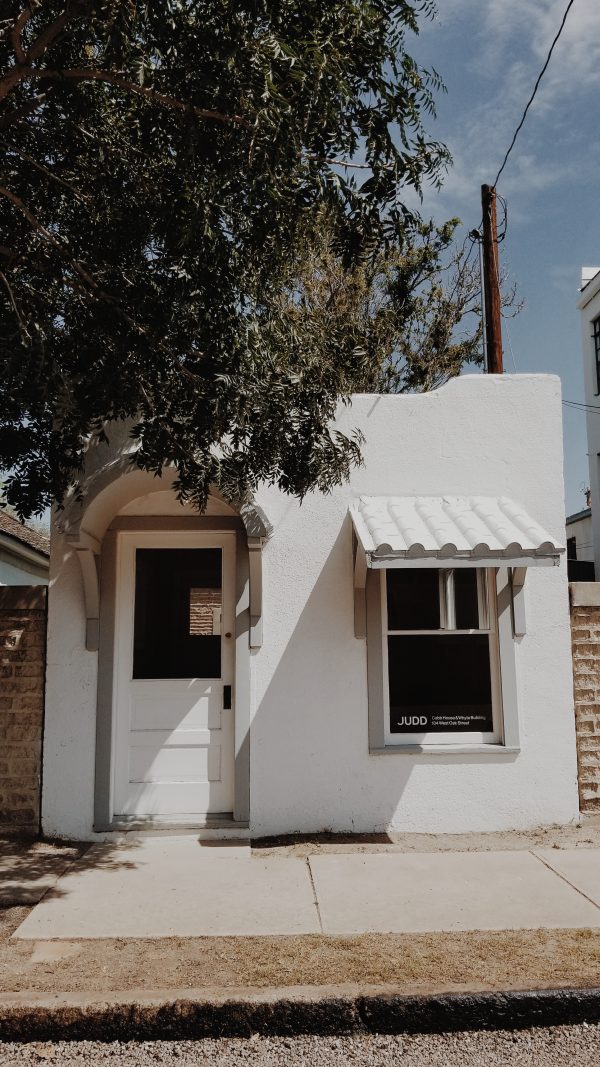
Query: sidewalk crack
xmin=531 ymin=850 xmax=600 ymax=912
xmin=306 ymin=857 xmax=324 ymax=933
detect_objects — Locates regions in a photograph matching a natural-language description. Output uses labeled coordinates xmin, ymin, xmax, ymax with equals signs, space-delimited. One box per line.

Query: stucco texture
xmin=42 ymin=374 xmax=579 ymax=839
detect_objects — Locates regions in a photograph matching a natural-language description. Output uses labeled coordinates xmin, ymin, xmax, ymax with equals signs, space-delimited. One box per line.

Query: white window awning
xmin=350 ymin=496 xmax=564 ymax=569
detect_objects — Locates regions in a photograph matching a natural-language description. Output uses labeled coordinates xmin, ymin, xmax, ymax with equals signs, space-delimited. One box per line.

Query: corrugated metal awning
xmin=350 ymin=496 xmax=564 ymax=568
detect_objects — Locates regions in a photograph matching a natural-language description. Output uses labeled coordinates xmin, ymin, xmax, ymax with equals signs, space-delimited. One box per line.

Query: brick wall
xmin=570 ymin=583 xmax=600 ymax=812
xmin=0 ymin=586 xmax=47 ymax=835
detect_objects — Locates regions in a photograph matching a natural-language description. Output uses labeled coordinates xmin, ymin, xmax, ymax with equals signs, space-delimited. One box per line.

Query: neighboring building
xmin=40 ymin=373 xmax=579 ymax=841
xmin=566 ymin=497 xmax=594 ymax=581
xmin=578 ymin=267 xmax=600 ymax=578
xmin=0 ymin=510 xmax=50 ymax=585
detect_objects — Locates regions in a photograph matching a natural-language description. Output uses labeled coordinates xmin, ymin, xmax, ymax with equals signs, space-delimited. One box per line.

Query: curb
xmin=2 ymin=986 xmax=600 ymax=1042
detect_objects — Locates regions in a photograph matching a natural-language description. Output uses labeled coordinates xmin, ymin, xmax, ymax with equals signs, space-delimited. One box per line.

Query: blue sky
xmin=404 ymin=0 xmax=600 ymax=514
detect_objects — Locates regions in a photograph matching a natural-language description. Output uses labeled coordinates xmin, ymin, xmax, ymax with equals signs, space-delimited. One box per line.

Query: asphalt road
xmin=2 ymin=1026 xmax=600 ymax=1065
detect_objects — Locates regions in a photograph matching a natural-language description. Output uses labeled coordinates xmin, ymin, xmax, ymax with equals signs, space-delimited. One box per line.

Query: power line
xmin=563 ymin=399 xmax=600 ymax=413
xmin=494 ymin=0 xmax=577 ymax=187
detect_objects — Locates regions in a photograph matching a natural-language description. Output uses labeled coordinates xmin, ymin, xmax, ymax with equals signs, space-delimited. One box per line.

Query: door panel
xmin=128 ymin=733 xmax=220 ymax=782
xmin=130 ymin=683 xmax=222 ymax=731
xmin=113 ymin=533 xmax=235 ymax=817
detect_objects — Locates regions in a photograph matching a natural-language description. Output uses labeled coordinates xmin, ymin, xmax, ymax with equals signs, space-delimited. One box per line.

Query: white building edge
xmin=43 ymin=373 xmax=579 ymax=841
xmin=578 ymin=267 xmax=600 ymax=577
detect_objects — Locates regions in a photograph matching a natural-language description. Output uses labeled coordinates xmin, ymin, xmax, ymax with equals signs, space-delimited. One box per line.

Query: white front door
xmin=113 ymin=531 xmax=235 ymax=817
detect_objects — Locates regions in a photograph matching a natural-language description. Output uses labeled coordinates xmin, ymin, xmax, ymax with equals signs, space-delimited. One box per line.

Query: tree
xmin=277 ymin=217 xmax=487 ymax=397
xmin=0 ymin=0 xmax=449 ymax=519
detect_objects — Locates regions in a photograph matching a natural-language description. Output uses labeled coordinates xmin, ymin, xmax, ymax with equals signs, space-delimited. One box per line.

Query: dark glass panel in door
xmin=133 ymin=548 xmax=222 ymax=679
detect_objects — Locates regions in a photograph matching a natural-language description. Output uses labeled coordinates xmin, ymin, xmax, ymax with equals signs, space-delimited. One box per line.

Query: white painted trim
xmin=370 ymin=745 xmax=520 ymax=757
xmin=578 ymin=269 xmax=600 ymax=309
xmin=511 ymin=567 xmax=527 ymax=637
xmin=368 ymin=555 xmax=560 ymax=569
xmin=248 ymin=537 xmax=263 ymax=648
xmin=75 ymin=548 xmax=100 ymax=652
xmin=353 ymin=533 xmax=368 ymax=639
xmin=496 ymin=566 xmax=521 ymax=750
xmin=380 ymin=568 xmax=504 ymax=748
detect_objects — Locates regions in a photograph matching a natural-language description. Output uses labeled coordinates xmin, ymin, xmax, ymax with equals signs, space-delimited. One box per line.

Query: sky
xmin=402 ymin=0 xmax=600 ymax=515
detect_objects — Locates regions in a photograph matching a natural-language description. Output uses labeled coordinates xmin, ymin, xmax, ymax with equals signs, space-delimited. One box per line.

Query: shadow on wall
xmin=253 ymin=516 xmax=517 ymax=836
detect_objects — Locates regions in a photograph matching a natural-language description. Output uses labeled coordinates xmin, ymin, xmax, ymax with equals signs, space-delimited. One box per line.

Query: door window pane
xmin=189 ymin=588 xmax=222 ymax=636
xmin=388 ymin=633 xmax=493 ymax=733
xmin=133 ymin=548 xmax=222 ymax=679
xmin=386 ymin=569 xmax=440 ymax=631
xmin=454 ymin=568 xmax=480 ymax=630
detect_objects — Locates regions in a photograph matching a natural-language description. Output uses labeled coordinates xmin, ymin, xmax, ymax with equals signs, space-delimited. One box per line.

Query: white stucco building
xmin=579 ymin=267 xmax=600 ymax=578
xmin=42 ymin=373 xmax=579 ymax=841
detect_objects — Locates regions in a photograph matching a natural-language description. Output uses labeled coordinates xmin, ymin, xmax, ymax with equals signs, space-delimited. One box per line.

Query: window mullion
xmin=477 ymin=570 xmax=490 ymax=630
xmin=441 ymin=569 xmax=456 ymax=630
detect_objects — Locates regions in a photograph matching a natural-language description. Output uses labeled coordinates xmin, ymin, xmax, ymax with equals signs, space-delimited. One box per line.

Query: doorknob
xmin=225 ymin=632 xmax=232 ymax=639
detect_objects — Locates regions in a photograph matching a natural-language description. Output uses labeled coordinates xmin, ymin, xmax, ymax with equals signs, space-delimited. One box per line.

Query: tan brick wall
xmin=571 ymin=586 xmax=600 ymax=812
xmin=0 ymin=587 xmax=46 ymax=835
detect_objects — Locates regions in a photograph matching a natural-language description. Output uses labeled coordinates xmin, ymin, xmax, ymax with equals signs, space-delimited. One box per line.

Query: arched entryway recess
xmin=57 ymin=457 xmax=272 ymax=830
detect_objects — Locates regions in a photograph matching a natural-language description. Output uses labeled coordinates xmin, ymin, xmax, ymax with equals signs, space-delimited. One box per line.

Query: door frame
xmin=112 ymin=530 xmax=236 ymax=818
xmin=93 ymin=516 xmax=251 ymax=830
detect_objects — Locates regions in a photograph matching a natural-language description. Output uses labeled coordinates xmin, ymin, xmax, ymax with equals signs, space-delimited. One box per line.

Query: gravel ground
xmin=2 ymin=1027 xmax=600 ymax=1066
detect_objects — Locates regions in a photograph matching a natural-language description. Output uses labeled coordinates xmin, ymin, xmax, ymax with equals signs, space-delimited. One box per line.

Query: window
xmin=381 ymin=568 xmax=502 ymax=746
xmin=589 ymin=317 xmax=593 ymax=399
xmin=133 ymin=548 xmax=222 ymax=679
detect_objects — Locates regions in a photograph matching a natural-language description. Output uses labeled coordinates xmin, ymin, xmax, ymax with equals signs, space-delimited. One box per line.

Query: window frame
xmin=594 ymin=315 xmax=600 ymax=396
xmin=381 ymin=568 xmax=502 ymax=746
xmin=366 ymin=565 xmax=521 ymax=755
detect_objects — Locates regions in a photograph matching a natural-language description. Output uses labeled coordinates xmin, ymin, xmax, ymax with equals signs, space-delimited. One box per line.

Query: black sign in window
xmin=388 ymin=633 xmax=493 ymax=733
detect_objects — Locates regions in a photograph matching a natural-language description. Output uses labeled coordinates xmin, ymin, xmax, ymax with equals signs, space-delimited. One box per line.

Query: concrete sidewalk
xmin=11 ymin=836 xmax=600 ymax=940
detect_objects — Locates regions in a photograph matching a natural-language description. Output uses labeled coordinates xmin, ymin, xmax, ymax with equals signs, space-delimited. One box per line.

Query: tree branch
xmin=0 ymin=90 xmax=54 ymax=130
xmin=1 ymin=141 xmax=91 ymax=203
xmin=0 ymin=269 xmax=31 ymax=342
xmin=26 ymin=7 xmax=70 ymax=63
xmin=0 ymin=7 xmax=70 ymax=102
xmin=0 ymin=183 xmax=148 ymax=329
xmin=303 ymin=153 xmax=397 ymax=171
xmin=20 ymin=68 xmax=252 ymax=127
xmin=10 ymin=6 xmax=33 ymax=65
xmin=0 ymin=183 xmax=61 ymax=248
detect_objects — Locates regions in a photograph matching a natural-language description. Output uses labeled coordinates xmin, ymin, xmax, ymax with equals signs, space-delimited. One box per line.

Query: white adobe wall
xmin=250 ymin=374 xmax=578 ymax=835
xmin=43 ymin=536 xmax=98 ymax=839
xmin=42 ymin=373 xmax=579 ymax=838
xmin=579 ymin=270 xmax=600 ymax=576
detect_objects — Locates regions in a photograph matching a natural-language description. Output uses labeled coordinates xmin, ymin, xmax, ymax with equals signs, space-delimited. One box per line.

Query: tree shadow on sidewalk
xmin=0 ymin=836 xmax=140 ymax=906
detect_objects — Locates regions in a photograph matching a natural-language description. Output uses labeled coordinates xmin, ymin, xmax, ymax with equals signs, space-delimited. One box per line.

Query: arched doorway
xmin=57 ymin=465 xmax=270 ymax=831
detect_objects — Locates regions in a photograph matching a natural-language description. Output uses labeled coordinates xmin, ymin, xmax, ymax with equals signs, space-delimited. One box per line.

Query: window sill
xmin=369 ymin=744 xmax=520 ymax=757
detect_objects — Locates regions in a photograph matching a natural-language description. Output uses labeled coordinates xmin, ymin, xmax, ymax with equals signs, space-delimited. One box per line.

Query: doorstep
xmin=93 ymin=814 xmax=250 ymax=842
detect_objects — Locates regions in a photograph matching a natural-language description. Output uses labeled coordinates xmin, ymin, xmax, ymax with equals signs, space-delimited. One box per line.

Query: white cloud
xmin=414 ymin=0 xmax=600 ymax=224
xmin=472 ymin=0 xmax=600 ymax=98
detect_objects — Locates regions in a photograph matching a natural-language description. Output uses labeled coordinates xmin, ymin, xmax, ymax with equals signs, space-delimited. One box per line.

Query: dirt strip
xmin=2 ymin=901 xmax=600 ymax=997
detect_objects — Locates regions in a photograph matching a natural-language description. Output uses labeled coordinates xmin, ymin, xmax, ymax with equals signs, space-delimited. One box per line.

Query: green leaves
xmin=1 ymin=0 xmax=449 ymax=518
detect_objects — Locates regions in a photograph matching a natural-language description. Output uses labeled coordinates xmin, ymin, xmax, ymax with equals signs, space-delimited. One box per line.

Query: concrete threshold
xmin=2 ymin=985 xmax=600 ymax=1042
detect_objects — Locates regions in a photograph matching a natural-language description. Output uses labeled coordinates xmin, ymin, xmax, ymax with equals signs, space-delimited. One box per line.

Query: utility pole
xmin=481 ymin=184 xmax=503 ymax=374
